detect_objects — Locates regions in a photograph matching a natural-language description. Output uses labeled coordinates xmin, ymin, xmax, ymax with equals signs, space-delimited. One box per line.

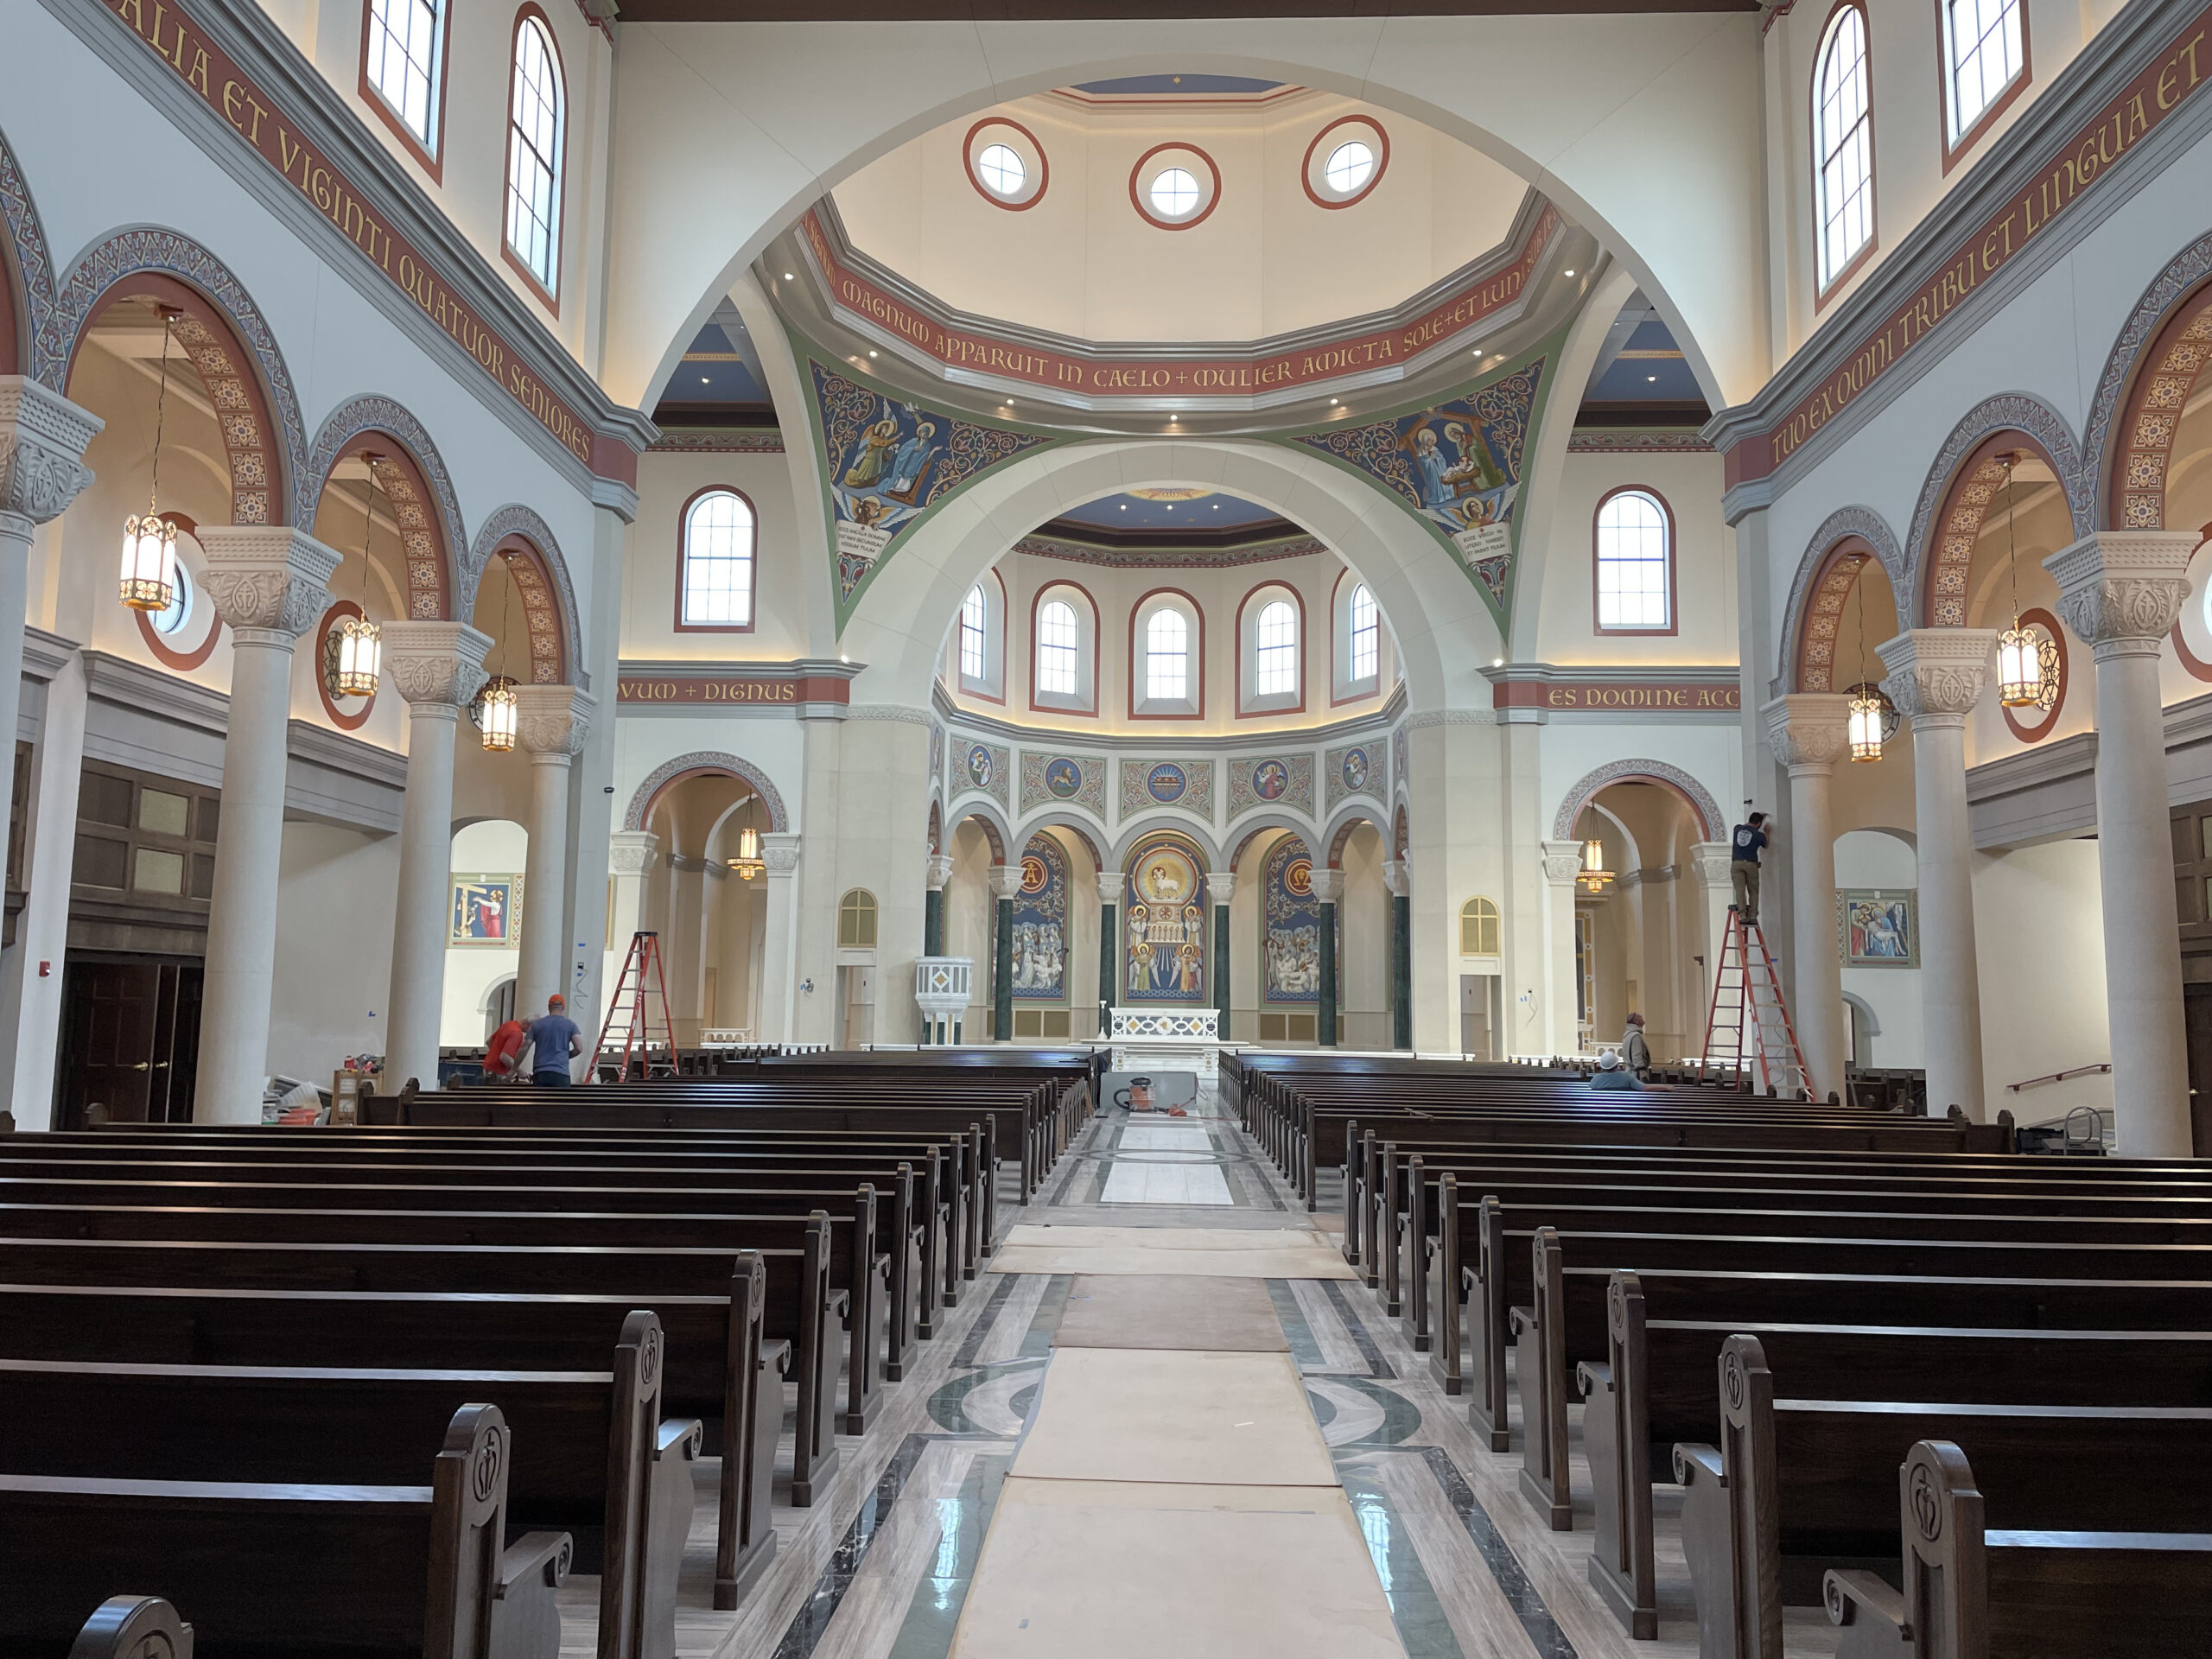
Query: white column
xmin=1763 ymin=693 xmax=1853 ymax=1103
xmin=512 ymin=685 xmax=594 ymax=1028
xmin=1689 ymin=842 xmax=1736 ymax=1045
xmin=666 ymin=853 xmax=708 ymax=1043
xmin=1541 ymin=839 xmax=1583 ymax=1057
xmin=759 ymin=833 xmax=801 ymax=1043
xmin=194 ymin=525 xmax=343 ymax=1122
xmin=0 ymin=380 xmax=99 ymax=1121
xmin=379 ymin=621 xmax=493 ymax=1091
xmin=1878 ymin=627 xmax=1999 ymax=1119
xmin=2046 ymin=531 xmax=2199 ymax=1156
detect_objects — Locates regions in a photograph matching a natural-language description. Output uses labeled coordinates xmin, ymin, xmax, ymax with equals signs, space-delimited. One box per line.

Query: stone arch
xmin=1551 ymin=760 xmax=1721 ymax=843
xmin=624 ymin=750 xmax=790 ymax=834
xmin=306 ymin=397 xmax=466 ymax=621
xmin=1018 ymin=813 xmax=1105 ymax=870
xmin=950 ymin=802 xmax=1012 ymax=865
xmin=0 ymin=124 xmax=58 ymax=378
xmin=469 ymin=505 xmax=583 ymax=688
xmin=45 ymin=229 xmax=307 ymax=527
xmin=1112 ymin=817 xmax=1222 ymax=874
xmin=1224 ymin=815 xmax=1313 ymax=871
xmin=1321 ymin=805 xmax=1389 ymax=868
xmin=2083 ymin=229 xmax=2212 ymax=531
xmin=1777 ymin=505 xmax=1906 ymax=694
xmin=926 ymin=798 xmax=943 ymax=855
xmin=1904 ymin=393 xmax=2089 ymax=627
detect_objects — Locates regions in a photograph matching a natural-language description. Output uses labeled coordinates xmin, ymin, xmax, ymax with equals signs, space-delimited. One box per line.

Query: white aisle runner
xmin=1097 ymin=1120 xmax=1234 ymax=1206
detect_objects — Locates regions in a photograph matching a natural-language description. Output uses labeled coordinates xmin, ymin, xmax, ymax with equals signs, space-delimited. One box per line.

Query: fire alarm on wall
xmin=37 ymin=962 xmax=49 ymax=977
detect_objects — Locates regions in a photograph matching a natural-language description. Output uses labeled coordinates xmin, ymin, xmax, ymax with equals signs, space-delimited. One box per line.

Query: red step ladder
xmin=593 ymin=931 xmax=678 ymax=1082
xmin=1697 ymin=908 xmax=1810 ymax=1097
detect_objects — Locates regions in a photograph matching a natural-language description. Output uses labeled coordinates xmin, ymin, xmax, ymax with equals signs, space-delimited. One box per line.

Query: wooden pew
xmin=1578 ymin=1274 xmax=2212 ymax=1635
xmin=0 ymin=1404 xmax=569 ymax=1659
xmin=1673 ymin=1334 xmax=2212 ymax=1659
xmin=1822 ymin=1440 xmax=2212 ymax=1659
xmin=0 ymin=1274 xmax=785 ymax=1611
xmin=0 ymin=1312 xmax=694 ymax=1659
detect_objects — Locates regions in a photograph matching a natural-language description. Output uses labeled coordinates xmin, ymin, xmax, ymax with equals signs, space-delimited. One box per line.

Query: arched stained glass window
xmin=1595 ymin=489 xmax=1671 ymax=631
xmin=1814 ymin=5 xmax=1874 ymax=290
xmin=505 ymin=13 xmax=565 ymax=296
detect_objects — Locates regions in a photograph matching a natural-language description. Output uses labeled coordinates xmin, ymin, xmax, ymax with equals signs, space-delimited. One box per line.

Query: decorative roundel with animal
xmin=1284 ymin=856 xmax=1313 ymax=898
xmin=1020 ymin=853 xmax=1050 ymax=893
xmin=1146 ymin=762 xmax=1187 ymax=804
xmin=1253 ymin=760 xmax=1289 ymax=801
xmin=966 ymin=745 xmax=994 ymax=788
xmin=1341 ymin=747 xmax=1370 ymax=791
xmin=1045 ymin=757 xmax=1082 ymax=798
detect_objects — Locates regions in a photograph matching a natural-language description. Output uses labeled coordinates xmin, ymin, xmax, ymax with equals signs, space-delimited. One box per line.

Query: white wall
xmin=267 ymin=821 xmax=397 ymax=1081
xmin=1971 ymin=837 xmax=2111 ymax=1125
xmin=1834 ymin=827 xmax=1923 ymax=1068
xmin=441 ymin=819 xmax=527 ymax=1047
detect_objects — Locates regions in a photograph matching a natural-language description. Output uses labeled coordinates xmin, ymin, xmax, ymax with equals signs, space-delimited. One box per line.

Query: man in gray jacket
xmin=1622 ymin=1012 xmax=1652 ymax=1079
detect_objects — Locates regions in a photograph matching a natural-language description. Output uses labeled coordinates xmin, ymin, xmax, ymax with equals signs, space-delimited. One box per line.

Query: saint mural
xmin=1124 ymin=841 xmax=1206 ymax=1002
xmin=1262 ymin=838 xmax=1326 ymax=1003
xmin=1011 ymin=836 xmax=1069 ymax=1001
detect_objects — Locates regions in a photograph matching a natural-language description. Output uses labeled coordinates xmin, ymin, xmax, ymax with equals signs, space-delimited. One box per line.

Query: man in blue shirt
xmin=524 ymin=995 xmax=583 ymax=1088
xmin=1590 ymin=1052 xmax=1643 ymax=1090
xmin=1730 ymin=811 xmax=1771 ymax=928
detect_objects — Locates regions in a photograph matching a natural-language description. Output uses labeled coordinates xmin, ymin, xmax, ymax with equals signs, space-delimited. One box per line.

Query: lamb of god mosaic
xmin=1126 ymin=846 xmax=1206 ymax=1001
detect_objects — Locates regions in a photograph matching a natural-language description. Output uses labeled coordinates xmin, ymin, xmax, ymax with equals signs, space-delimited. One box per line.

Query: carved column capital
xmin=925 ymin=852 xmax=956 ymax=891
xmin=1762 ymin=692 xmax=1853 ymax=775
xmin=0 ymin=376 xmax=100 ymax=527
xmin=1875 ymin=627 xmax=1999 ymax=721
xmin=1381 ymin=859 xmax=1410 ymax=899
xmin=1096 ymin=872 xmax=1122 ymax=904
xmin=988 ymin=863 xmax=1025 ymax=902
xmin=2044 ymin=531 xmax=2199 ymax=660
xmin=1309 ymin=868 xmax=1345 ymax=905
xmin=382 ymin=620 xmax=494 ymax=710
xmin=761 ymin=832 xmax=801 ymax=877
xmin=1205 ymin=871 xmax=1237 ymax=904
xmin=1541 ymin=839 xmax=1585 ymax=887
xmin=513 ymin=683 xmax=595 ymax=759
xmin=607 ymin=830 xmax=659 ymax=875
xmin=1690 ymin=842 xmax=1735 ymax=891
xmin=195 ymin=525 xmax=343 ymax=644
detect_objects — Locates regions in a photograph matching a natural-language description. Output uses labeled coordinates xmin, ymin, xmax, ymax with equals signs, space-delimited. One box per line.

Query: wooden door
xmin=58 ymin=960 xmax=160 ymax=1126
xmin=2184 ymin=984 xmax=2212 ymax=1157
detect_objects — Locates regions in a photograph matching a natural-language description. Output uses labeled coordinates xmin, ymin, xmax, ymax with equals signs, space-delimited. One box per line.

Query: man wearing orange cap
xmin=524 ymin=994 xmax=583 ymax=1088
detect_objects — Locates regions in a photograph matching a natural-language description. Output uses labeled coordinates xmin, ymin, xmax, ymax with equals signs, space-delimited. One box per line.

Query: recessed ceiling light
xmin=1330 ymin=398 xmax=1341 ymax=406
xmin=1120 ymin=504 xmax=1128 ymax=511
xmin=783 ymin=272 xmax=795 ymax=281
xmin=868 ymin=350 xmax=878 ymax=358
xmin=1647 ymin=374 xmax=1657 ymax=383
xmin=1563 ymin=268 xmax=1576 ymax=276
xmin=1166 ymin=504 xmax=1174 ymax=511
xmin=700 ymin=375 xmax=710 ymax=384
xmin=1493 ymin=658 xmax=1504 ymax=667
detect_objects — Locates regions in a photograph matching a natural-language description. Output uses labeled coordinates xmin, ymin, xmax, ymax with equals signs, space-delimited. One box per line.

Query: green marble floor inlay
xmin=1338 ymin=1459 xmax=1468 ymax=1659
xmin=886 ymin=1452 xmax=1014 ymax=1659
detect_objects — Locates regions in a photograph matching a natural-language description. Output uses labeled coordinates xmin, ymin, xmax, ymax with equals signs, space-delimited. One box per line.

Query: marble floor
xmin=563 ymin=1087 xmax=1848 ymax=1659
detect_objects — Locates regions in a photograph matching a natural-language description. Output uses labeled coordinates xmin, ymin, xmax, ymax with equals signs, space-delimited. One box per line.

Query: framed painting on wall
xmin=1836 ymin=888 xmax=1917 ymax=968
xmin=452 ymin=874 xmax=522 ymax=945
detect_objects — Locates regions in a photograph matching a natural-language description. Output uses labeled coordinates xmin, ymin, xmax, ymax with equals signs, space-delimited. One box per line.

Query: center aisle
xmin=947 ymin=1091 xmax=1402 ymax=1659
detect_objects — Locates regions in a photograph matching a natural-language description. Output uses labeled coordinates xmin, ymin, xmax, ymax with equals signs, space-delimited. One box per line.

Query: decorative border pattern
xmin=1018 ymin=750 xmax=1107 ymax=816
xmin=1014 ymin=531 xmax=1330 ymax=570
xmin=1551 ymin=759 xmax=1721 ymax=842
xmin=1324 ymin=741 xmax=1382 ymax=810
xmin=1228 ymin=753 xmax=1314 ymax=817
xmin=1567 ymin=429 xmax=1713 ymax=453
xmin=1903 ymin=393 xmax=2090 ymax=626
xmin=1778 ymin=505 xmax=1906 ymax=694
xmin=306 ymin=397 xmax=463 ymax=621
xmin=623 ymin=749 xmax=790 ymax=834
xmin=469 ymin=505 xmax=583 ymax=688
xmin=2084 ymin=231 xmax=2212 ymax=531
xmin=0 ymin=127 xmax=57 ymax=368
xmin=647 ymin=431 xmax=786 ymax=454
xmin=1797 ymin=545 xmax=1872 ymax=693
xmin=40 ymin=230 xmax=306 ymax=528
xmin=1116 ymin=758 xmax=1216 ymax=821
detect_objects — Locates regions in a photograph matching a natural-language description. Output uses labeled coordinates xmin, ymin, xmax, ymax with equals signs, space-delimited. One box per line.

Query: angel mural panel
xmin=1122 ymin=836 xmax=1207 ymax=1004
xmin=808 ymin=361 xmax=1052 ymax=618
xmin=1262 ymin=836 xmax=1337 ymax=1005
xmin=1286 ymin=353 xmax=1551 ymax=620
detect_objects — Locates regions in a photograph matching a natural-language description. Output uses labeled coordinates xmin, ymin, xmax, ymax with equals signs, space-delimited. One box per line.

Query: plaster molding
xmin=1689 ymin=842 xmax=1734 ymax=888
xmin=2044 ymin=531 xmax=2199 ymax=652
xmin=1551 ymin=759 xmax=1724 ymax=842
xmin=513 ymin=683 xmax=594 ymax=758
xmin=304 ymin=396 xmax=467 ymax=616
xmin=381 ymin=620 xmax=493 ymax=710
xmin=1205 ymin=871 xmax=1237 ymax=903
xmin=760 ymin=833 xmax=802 ymax=877
xmin=607 ymin=831 xmax=659 ymax=876
xmin=988 ymin=864 xmax=1026 ymax=902
xmin=1876 ymin=627 xmax=2000 ymax=720
xmin=1777 ymin=505 xmax=1907 ymax=695
xmin=1763 ymin=692 xmax=1853 ymax=772
xmin=1402 ymin=709 xmax=1497 ymax=730
xmin=0 ymin=378 xmax=99 ymax=525
xmin=925 ymin=853 xmax=956 ymax=890
xmin=623 ymin=749 xmax=791 ymax=835
xmin=933 ymin=678 xmax=1405 ymax=753
xmin=1541 ymin=839 xmax=1585 ymax=887
xmin=1308 ymin=869 xmax=1345 ymax=904
xmin=0 ymin=129 xmax=58 ymax=361
xmin=21 ymin=626 xmax=75 ymax=683
xmin=1381 ymin=859 xmax=1411 ymax=899
xmin=1904 ymin=392 xmax=2092 ymax=628
xmin=466 ymin=505 xmax=586 ymax=690
xmin=194 ymin=526 xmax=343 ymax=640
xmin=2083 ymin=227 xmax=2212 ymax=529
xmin=845 ymin=704 xmax=933 ymax=726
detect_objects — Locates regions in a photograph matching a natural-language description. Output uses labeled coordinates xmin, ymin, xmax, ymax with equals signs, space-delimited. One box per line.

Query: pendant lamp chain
xmin=1847 ymin=558 xmax=1884 ymax=761
xmin=1996 ymin=454 xmax=2041 ymax=707
xmin=330 ymin=459 xmax=383 ymax=697
xmin=474 ymin=551 xmax=519 ymax=752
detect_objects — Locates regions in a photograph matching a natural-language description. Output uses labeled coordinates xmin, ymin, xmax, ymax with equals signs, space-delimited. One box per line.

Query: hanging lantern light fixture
xmin=470 ymin=552 xmax=519 ymax=752
xmin=119 ymin=311 xmax=179 ymax=613
xmin=328 ymin=456 xmax=382 ymax=698
xmin=1577 ymin=818 xmax=1613 ymax=896
xmin=1993 ymin=454 xmax=2042 ymax=707
xmin=728 ymin=825 xmax=765 ymax=880
xmin=1847 ymin=562 xmax=1885 ymax=762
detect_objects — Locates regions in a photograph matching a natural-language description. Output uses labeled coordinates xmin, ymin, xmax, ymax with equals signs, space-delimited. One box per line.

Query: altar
xmin=1103 ymin=1006 xmax=1232 ymax=1079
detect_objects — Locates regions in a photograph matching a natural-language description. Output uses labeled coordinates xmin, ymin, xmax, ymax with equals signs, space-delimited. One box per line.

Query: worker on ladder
xmin=1730 ymin=810 xmax=1772 ymax=928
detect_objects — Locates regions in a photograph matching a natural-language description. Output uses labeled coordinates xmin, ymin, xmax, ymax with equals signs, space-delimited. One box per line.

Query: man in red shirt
xmin=483 ymin=1016 xmax=529 ymax=1082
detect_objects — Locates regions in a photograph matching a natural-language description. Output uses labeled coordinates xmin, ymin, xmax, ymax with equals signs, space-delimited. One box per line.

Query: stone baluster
xmin=194 ymin=526 xmax=343 ymax=1120
xmin=2045 ymin=531 xmax=2200 ymax=1156
xmin=378 ymin=621 xmax=493 ymax=1090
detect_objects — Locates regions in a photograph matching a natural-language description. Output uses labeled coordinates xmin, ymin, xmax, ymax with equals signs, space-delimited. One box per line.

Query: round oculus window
xmin=1150 ymin=167 xmax=1200 ymax=218
xmin=976 ymin=143 xmax=1025 ymax=198
xmin=150 ymin=561 xmax=193 ymax=636
xmin=1324 ymin=141 xmax=1374 ymax=194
